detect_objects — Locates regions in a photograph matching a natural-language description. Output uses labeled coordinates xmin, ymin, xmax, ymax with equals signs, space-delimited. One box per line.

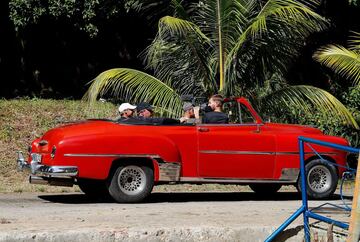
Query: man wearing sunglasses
xmin=118 ymin=103 xmax=137 ymax=121
xmin=136 ymin=102 xmax=154 ymax=118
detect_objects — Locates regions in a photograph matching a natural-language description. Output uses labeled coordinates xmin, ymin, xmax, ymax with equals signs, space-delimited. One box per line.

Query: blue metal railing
xmin=265 ymin=136 xmax=359 ymax=242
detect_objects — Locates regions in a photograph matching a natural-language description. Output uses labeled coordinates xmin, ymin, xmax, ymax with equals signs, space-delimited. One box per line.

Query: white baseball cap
xmin=118 ymin=103 xmax=137 ymax=113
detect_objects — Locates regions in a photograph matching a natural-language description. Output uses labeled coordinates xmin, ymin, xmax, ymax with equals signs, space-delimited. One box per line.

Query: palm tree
xmin=84 ymin=0 xmax=358 ymax=128
xmin=313 ymin=31 xmax=360 ymax=86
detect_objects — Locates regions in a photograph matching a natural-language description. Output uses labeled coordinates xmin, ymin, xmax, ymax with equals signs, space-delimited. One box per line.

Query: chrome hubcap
xmin=307 ymin=165 xmax=331 ymax=193
xmin=118 ymin=166 xmax=146 ymax=195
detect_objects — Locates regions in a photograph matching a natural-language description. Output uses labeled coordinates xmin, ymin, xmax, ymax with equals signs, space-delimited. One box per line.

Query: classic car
xmin=17 ymin=97 xmax=349 ymax=203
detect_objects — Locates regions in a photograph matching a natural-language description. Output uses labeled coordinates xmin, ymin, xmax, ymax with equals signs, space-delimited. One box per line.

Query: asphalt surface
xmin=0 ymin=191 xmax=352 ymax=241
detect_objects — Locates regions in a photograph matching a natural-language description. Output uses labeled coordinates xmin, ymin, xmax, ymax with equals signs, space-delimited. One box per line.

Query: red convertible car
xmin=17 ymin=97 xmax=349 ymax=202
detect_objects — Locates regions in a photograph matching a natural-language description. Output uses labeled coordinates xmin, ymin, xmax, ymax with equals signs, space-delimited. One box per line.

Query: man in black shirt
xmin=202 ymin=94 xmax=229 ymax=124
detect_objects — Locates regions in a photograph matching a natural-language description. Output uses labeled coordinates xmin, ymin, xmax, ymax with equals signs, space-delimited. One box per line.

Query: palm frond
xmin=348 ymin=31 xmax=360 ymax=51
xmin=144 ymin=16 xmax=216 ymax=95
xmin=313 ymin=45 xmax=360 ymax=86
xmin=157 ymin=16 xmax=209 ymax=41
xmin=227 ymin=0 xmax=327 ymax=66
xmin=192 ymin=0 xmax=256 ymax=90
xmin=260 ymin=85 xmax=359 ymax=128
xmin=83 ymin=68 xmax=183 ymax=118
xmin=223 ymin=0 xmax=328 ymax=96
xmin=170 ymin=0 xmax=190 ymax=20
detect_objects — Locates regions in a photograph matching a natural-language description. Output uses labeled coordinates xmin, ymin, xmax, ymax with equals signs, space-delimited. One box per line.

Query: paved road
xmin=0 ymin=191 xmax=352 ymax=241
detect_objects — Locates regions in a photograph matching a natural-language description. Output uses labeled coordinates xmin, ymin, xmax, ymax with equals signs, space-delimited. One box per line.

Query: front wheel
xmin=108 ymin=164 xmax=154 ymax=203
xmin=297 ymin=159 xmax=338 ymax=199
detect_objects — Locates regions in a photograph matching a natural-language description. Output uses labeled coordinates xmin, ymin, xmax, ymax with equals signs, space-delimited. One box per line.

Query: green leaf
xmin=261 ymin=85 xmax=359 ymax=129
xmin=83 ymin=68 xmax=183 ymax=118
xmin=313 ymin=45 xmax=360 ymax=86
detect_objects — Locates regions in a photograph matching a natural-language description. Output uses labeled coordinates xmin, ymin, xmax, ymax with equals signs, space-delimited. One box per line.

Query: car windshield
xmin=223 ymin=101 xmax=256 ymax=124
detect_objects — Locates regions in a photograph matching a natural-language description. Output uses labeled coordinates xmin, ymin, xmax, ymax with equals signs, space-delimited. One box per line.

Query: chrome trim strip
xmin=179 ymin=177 xmax=294 ymax=184
xmin=276 ymin=152 xmax=338 ymax=156
xmin=200 ymin=150 xmax=275 ymax=155
xmin=158 ymin=162 xmax=181 ymax=182
xmin=197 ymin=123 xmax=264 ymax=127
xmin=199 ymin=150 xmax=338 ymax=156
xmin=64 ymin=153 xmax=161 ymax=158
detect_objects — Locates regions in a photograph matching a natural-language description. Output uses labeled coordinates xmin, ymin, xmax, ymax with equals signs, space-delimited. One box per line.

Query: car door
xmin=198 ymin=102 xmax=276 ymax=179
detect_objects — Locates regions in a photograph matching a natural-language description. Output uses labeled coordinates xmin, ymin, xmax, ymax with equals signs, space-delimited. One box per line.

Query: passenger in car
xmin=136 ymin=102 xmax=154 ymax=118
xmin=126 ymin=102 xmax=180 ymax=125
xmin=202 ymin=94 xmax=229 ymax=124
xmin=180 ymin=102 xmax=200 ymax=124
xmin=118 ymin=103 xmax=137 ymax=121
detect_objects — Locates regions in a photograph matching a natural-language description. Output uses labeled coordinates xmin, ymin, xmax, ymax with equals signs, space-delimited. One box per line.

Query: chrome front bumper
xmin=16 ymin=151 xmax=78 ymax=178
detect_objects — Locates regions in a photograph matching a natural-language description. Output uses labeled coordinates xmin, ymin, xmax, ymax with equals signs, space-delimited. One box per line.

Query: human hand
xmin=180 ymin=117 xmax=187 ymax=123
xmin=194 ymin=106 xmax=200 ymax=119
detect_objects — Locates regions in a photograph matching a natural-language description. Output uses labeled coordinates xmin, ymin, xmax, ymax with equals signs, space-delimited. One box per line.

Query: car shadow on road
xmin=38 ymin=192 xmax=343 ymax=204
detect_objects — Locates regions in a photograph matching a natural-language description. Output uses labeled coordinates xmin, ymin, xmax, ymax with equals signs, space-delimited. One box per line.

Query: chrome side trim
xmin=197 ymin=123 xmax=264 ymax=127
xmin=158 ymin=162 xmax=181 ymax=181
xmin=279 ymin=168 xmax=299 ymax=182
xmin=179 ymin=177 xmax=294 ymax=184
xmin=64 ymin=153 xmax=161 ymax=158
xmin=276 ymin=152 xmax=338 ymax=156
xmin=200 ymin=150 xmax=275 ymax=155
xmin=199 ymin=150 xmax=338 ymax=156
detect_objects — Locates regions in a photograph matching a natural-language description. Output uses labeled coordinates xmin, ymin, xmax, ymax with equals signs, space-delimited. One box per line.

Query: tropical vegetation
xmin=84 ymin=0 xmax=358 ymax=129
xmin=313 ymin=31 xmax=360 ymax=86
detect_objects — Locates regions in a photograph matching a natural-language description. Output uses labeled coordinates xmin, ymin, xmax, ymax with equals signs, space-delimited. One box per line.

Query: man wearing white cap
xmin=118 ymin=103 xmax=137 ymax=121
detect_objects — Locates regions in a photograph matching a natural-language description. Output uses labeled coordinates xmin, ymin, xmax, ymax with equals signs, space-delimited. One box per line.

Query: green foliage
xmin=350 ymin=0 xmax=360 ymax=6
xmin=264 ymin=86 xmax=360 ymax=147
xmin=9 ymin=0 xmax=123 ymax=36
xmin=85 ymin=0 xmax=359 ymax=128
xmin=313 ymin=31 xmax=360 ymax=86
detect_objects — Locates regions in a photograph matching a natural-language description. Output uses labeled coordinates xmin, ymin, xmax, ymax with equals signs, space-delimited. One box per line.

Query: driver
xmin=202 ymin=94 xmax=228 ymax=124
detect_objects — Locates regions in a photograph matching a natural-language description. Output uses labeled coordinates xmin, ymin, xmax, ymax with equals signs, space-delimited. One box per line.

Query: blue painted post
xmin=264 ymin=206 xmax=305 ymax=242
xmin=265 ymin=136 xmax=359 ymax=242
xmin=299 ymin=139 xmax=310 ymax=242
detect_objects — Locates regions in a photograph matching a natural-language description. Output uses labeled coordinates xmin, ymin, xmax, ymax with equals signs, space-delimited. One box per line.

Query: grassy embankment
xmin=1 ymin=99 xmax=258 ymax=193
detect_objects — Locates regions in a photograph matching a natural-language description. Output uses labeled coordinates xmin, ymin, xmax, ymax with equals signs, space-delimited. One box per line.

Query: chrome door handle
xmin=198 ymin=127 xmax=209 ymax=132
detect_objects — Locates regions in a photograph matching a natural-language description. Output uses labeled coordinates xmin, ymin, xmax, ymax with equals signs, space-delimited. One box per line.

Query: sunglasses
xmin=139 ymin=109 xmax=152 ymax=114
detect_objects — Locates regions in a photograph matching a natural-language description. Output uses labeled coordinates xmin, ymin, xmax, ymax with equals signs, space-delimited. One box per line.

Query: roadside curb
xmin=0 ymin=225 xmax=346 ymax=242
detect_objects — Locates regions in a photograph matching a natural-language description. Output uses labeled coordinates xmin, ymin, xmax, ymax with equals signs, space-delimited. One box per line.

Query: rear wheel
xmin=297 ymin=159 xmax=338 ymax=199
xmin=108 ymin=164 xmax=154 ymax=203
xmin=249 ymin=184 xmax=282 ymax=195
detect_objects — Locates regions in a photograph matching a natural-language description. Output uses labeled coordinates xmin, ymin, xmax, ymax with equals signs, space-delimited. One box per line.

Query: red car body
xmin=17 ymin=97 xmax=349 ymax=202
